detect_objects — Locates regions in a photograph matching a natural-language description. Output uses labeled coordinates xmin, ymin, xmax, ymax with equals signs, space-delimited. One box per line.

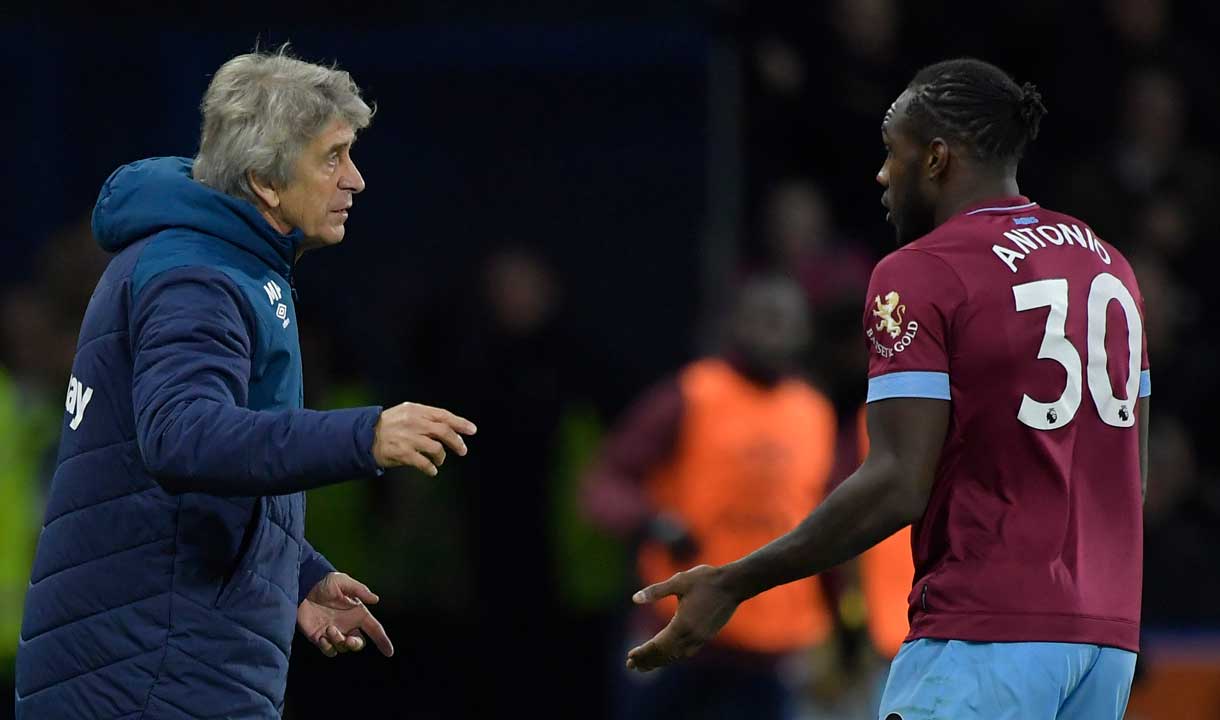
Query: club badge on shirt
xmin=867 ymin=289 xmax=920 ymax=358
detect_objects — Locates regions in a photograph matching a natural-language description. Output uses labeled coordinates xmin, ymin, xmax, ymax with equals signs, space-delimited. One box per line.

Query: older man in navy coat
xmin=15 ymin=49 xmax=476 ymax=719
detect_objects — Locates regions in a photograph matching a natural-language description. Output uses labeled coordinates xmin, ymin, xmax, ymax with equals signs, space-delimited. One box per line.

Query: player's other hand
xmin=298 ymin=572 xmax=394 ymax=658
xmin=372 ymin=402 xmax=477 ymax=476
xmin=625 ymin=564 xmax=739 ymax=673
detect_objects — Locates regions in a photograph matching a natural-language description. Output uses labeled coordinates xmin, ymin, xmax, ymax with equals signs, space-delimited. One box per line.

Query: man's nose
xmin=341 ymin=159 xmax=366 ymax=194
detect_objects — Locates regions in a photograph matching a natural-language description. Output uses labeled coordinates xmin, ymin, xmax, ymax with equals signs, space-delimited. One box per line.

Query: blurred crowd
xmin=3 ymin=1 xmax=1219 ymax=718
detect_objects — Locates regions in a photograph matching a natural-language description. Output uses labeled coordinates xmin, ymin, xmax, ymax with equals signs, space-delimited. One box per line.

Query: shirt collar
xmin=959 ymin=196 xmax=1038 ymax=217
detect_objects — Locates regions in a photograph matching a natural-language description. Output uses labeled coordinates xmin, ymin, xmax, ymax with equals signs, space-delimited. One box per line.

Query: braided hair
xmin=905 ymin=58 xmax=1048 ymax=165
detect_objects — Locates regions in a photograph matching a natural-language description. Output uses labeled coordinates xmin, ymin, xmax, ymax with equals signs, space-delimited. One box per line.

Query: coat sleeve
xmin=131 ymin=266 xmax=383 ymax=495
xmin=298 ymin=538 xmax=336 ymax=604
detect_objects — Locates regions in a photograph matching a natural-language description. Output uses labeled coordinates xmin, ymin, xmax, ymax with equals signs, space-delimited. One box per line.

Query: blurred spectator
xmin=1108 ymin=0 xmax=1171 ymax=50
xmin=743 ymin=180 xmax=874 ymax=443
xmin=33 ymin=217 xmax=112 ymax=341
xmin=1054 ymin=0 xmax=1220 ymax=146
xmin=0 ymin=325 xmax=54 ymax=682
xmin=1142 ymin=416 xmax=1220 ymax=623
xmin=404 ymin=245 xmax=596 ymax=710
xmin=1061 ymin=66 xmax=1218 ymax=243
xmin=0 ymin=286 xmax=65 ymax=402
xmin=736 ymin=3 xmax=824 ymax=200
xmin=751 ymin=179 xmax=875 ymax=312
xmin=453 ymin=245 xmax=567 ymax=617
xmin=1134 ymin=192 xmax=1193 ymax=268
xmin=1 ymin=216 xmax=106 ymax=403
xmin=0 ymin=216 xmax=107 ymax=701
xmin=1127 ymin=254 xmax=1185 ymax=366
xmin=826 ymin=0 xmax=902 ymax=119
xmin=812 ymin=0 xmax=910 ymax=239
xmin=1126 ymin=250 xmax=1214 ymax=472
xmin=584 ymin=277 xmax=837 ymax=720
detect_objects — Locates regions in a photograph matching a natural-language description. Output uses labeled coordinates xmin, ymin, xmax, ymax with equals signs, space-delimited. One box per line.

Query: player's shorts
xmin=878 ymin=638 xmax=1136 ymax=720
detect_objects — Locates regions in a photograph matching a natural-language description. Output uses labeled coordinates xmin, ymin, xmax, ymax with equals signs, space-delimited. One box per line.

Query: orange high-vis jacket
xmin=856 ymin=405 xmax=916 ymax=659
xmin=638 ymin=359 xmax=837 ymax=654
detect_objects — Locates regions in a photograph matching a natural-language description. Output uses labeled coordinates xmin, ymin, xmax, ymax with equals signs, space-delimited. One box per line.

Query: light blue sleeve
xmin=867 ymin=371 xmax=952 ymax=403
xmin=1139 ymin=369 xmax=1151 ymax=398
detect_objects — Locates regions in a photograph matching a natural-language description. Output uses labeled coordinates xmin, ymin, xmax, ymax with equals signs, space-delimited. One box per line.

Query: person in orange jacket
xmin=583 ymin=277 xmax=838 ymax=720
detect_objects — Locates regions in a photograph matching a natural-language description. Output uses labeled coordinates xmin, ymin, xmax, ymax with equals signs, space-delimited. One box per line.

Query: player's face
xmin=277 ymin=119 xmax=366 ymax=249
xmin=877 ymin=91 xmax=936 ymax=246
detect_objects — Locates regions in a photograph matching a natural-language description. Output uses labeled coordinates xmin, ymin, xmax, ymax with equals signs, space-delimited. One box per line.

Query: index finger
xmin=334 ymin=575 xmax=380 ymax=605
xmin=360 ymin=609 xmax=395 ymax=658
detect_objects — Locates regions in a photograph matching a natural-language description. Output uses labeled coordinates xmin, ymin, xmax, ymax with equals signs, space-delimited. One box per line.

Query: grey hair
xmin=193 ymin=45 xmax=373 ymax=203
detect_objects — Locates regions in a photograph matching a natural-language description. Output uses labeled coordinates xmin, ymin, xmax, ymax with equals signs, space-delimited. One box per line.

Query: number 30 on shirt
xmin=1013 ymin=272 xmax=1142 ymax=430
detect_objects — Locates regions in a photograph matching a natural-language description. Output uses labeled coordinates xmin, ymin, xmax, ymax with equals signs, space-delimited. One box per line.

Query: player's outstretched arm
xmin=626 ymin=397 xmax=948 ymax=672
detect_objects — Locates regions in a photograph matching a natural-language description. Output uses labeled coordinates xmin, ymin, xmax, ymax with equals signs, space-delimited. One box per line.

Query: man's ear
xmin=247 ymin=169 xmax=280 ymax=209
xmin=927 ymin=138 xmax=950 ymax=181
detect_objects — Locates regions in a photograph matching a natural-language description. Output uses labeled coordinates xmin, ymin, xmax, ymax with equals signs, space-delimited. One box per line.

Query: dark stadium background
xmin=2 ymin=1 xmax=1218 ymax=717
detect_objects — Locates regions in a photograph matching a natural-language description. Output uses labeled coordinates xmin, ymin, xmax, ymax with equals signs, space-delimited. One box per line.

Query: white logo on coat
xmin=264 ymin=280 xmax=291 ymax=329
xmin=65 ymin=374 xmax=94 ymax=430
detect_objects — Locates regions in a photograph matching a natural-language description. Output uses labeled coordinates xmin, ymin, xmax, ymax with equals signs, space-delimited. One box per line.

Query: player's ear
xmin=927 ymin=138 xmax=950 ymax=180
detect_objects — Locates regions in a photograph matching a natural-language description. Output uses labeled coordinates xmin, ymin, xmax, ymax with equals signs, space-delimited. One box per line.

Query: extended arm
xmin=132 ymin=268 xmax=382 ymax=495
xmin=626 ymin=396 xmax=948 ymax=671
xmin=721 ymin=397 xmax=946 ymax=598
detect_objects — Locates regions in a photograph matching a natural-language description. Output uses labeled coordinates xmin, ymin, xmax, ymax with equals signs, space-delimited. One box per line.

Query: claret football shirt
xmin=863 ymin=196 xmax=1149 ymax=652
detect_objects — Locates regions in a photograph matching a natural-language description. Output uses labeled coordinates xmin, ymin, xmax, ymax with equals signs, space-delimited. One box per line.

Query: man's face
xmin=877 ymin=90 xmax=936 ymax=246
xmin=729 ymin=282 xmax=810 ymax=379
xmin=277 ymin=119 xmax=365 ymax=248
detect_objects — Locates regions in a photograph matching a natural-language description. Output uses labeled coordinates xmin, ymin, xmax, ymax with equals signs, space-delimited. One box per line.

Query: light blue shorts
xmin=878 ymin=639 xmax=1136 ymax=720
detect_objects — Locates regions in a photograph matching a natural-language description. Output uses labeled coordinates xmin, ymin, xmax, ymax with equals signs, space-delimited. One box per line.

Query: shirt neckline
xmin=960 ymin=196 xmax=1038 ymax=216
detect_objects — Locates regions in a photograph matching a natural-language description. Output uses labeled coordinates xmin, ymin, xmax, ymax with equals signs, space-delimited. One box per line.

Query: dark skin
xmin=880 ymin=89 xmax=1019 ymax=247
xmin=625 ymin=88 xmax=1151 ymax=672
xmin=724 ymin=279 xmax=811 ymax=385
